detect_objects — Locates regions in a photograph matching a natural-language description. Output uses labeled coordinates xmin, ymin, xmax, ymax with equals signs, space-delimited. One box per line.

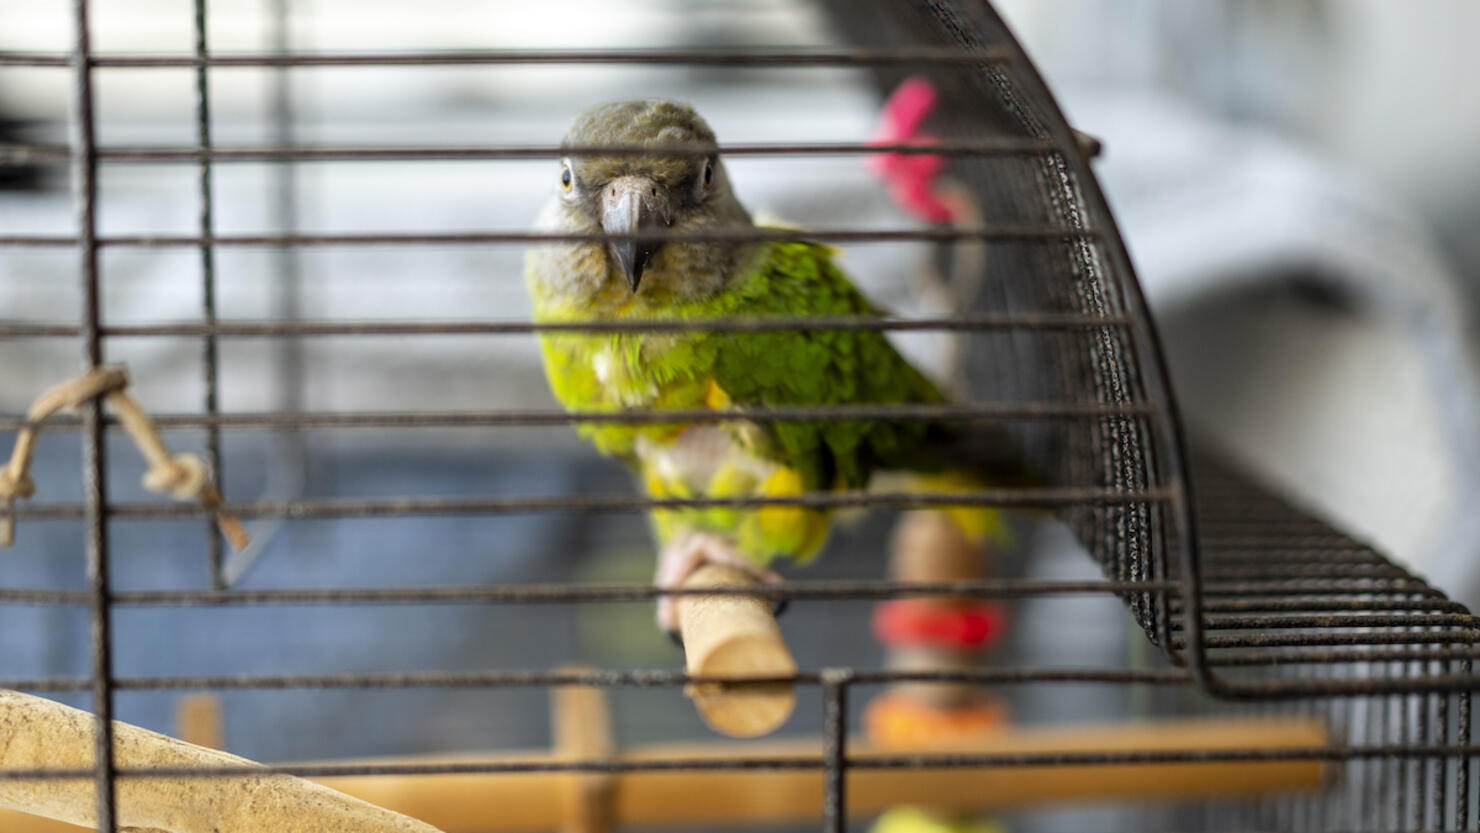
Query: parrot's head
xmin=529 ymin=99 xmax=755 ymax=304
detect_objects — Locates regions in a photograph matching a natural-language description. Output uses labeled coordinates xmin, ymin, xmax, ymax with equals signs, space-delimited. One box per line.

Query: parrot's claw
xmin=655 ymin=531 xmax=785 ymax=640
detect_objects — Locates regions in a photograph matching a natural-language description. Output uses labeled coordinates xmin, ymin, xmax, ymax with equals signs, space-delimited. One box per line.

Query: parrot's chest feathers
xmin=589 ymin=345 xmax=658 ymax=407
xmin=636 ymin=425 xmax=778 ymax=499
xmin=582 ymin=331 xmax=695 ymax=409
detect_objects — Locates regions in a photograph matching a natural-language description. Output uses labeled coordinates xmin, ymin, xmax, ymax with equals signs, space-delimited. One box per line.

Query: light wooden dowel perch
xmin=311 ymin=716 xmax=1332 ymax=830
xmin=674 ymin=563 xmax=797 ymax=738
xmin=0 ymin=690 xmax=444 ymax=833
xmin=2 ymin=715 xmax=1328 ymax=833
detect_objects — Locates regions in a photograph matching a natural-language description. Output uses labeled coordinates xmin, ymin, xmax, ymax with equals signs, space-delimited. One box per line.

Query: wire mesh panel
xmin=1178 ymin=452 xmax=1479 ymax=831
xmin=0 ymin=1 xmax=1475 ymax=833
xmin=812 ymin=0 xmax=1191 ymax=653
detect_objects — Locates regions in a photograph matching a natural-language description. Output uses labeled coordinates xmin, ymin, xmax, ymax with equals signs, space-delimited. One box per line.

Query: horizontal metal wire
xmin=1198 ymin=543 xmax=1378 ymax=557
xmin=1190 ymin=551 xmax=1387 ymax=566
xmin=1192 ymin=612 xmax=1476 ymax=631
xmin=0 ymin=667 xmax=1194 ymax=694
xmin=9 ymin=487 xmax=1173 ymax=521
xmin=0 ymin=579 xmax=1179 ymax=607
xmin=1195 ymin=523 xmax=1340 ymax=537
xmin=1203 ymin=675 xmax=1480 ymax=698
xmin=1200 ymin=564 xmax=1409 ymax=580
xmin=1197 ymin=579 xmax=1443 ymax=598
xmin=0 ymin=226 xmax=1098 ymax=248
xmin=0 ymin=139 xmax=1061 ymax=165
xmin=1201 ymin=538 xmax=1376 ymax=552
xmin=0 ymin=46 xmax=1014 ymax=69
xmin=1175 ymin=631 xmax=1479 ymax=651
xmin=1187 ymin=596 xmax=1469 ymax=614
xmin=0 ymin=744 xmax=1471 ymax=783
xmin=0 ymin=313 xmax=1131 ymax=339
xmin=0 ymin=402 xmax=1154 ymax=434
xmin=1198 ymin=647 xmax=1480 ymax=667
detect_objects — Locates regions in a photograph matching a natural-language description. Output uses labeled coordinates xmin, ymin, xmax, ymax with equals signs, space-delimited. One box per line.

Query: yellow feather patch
xmin=909 ymin=471 xmax=1014 ymax=550
xmin=704 ymin=378 xmax=732 ymax=410
xmin=702 ymin=460 xmax=754 ymax=529
xmin=755 ymin=467 xmax=808 ymax=549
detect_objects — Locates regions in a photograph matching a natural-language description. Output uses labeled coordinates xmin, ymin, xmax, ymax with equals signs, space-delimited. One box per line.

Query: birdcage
xmin=0 ymin=1 xmax=1475 ymax=832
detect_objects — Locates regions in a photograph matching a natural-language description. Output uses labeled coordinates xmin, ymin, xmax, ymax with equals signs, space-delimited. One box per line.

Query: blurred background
xmin=996 ymin=0 xmax=1480 ymax=615
xmin=0 ymin=0 xmax=1477 ymax=822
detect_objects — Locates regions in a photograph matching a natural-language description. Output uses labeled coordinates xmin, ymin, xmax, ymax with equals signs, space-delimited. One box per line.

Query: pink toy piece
xmin=868 ymin=76 xmax=954 ymax=224
xmin=871 ymin=76 xmax=939 ymax=147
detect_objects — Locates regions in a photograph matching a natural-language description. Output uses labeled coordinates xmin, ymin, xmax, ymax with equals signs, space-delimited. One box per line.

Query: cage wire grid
xmin=0 ymin=0 xmax=1478 ymax=831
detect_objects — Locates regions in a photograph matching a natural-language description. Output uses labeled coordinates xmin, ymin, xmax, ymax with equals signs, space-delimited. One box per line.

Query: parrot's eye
xmin=702 ymin=159 xmax=714 ymax=188
xmin=560 ymin=162 xmax=573 ymax=191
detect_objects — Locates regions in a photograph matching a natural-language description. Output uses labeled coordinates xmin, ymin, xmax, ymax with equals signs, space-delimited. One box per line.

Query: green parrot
xmin=524 ymin=99 xmax=1022 ymax=631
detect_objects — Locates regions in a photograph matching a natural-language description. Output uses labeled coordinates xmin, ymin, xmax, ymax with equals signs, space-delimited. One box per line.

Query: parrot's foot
xmin=655 ymin=531 xmax=785 ymax=639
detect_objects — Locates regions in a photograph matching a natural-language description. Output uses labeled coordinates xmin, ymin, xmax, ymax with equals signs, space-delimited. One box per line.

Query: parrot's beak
xmin=601 ymin=176 xmax=667 ymax=293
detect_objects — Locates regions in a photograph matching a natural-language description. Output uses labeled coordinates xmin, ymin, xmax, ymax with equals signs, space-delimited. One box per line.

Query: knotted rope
xmin=0 ymin=365 xmax=248 ymax=551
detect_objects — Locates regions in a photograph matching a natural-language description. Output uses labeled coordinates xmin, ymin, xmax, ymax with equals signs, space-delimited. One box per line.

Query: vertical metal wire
xmin=1418 ymin=654 xmax=1433 ymax=830
xmin=1432 ymin=668 xmax=1444 ymax=828
xmin=193 ymin=0 xmax=226 ymax=591
xmin=1335 ymin=666 xmax=1354 ymax=831
xmin=1366 ymin=664 xmax=1385 ymax=831
xmin=1308 ymin=665 xmax=1332 ymax=833
xmin=221 ymin=0 xmax=308 ymax=586
xmin=822 ymin=669 xmax=851 ymax=833
xmin=1457 ymin=657 xmax=1472 ymax=831
xmin=269 ymin=0 xmax=305 ymax=416
xmin=1276 ymin=693 xmax=1297 ymax=832
xmin=266 ymin=0 xmax=308 ymax=560
xmin=69 ymin=0 xmax=117 ymax=829
xmin=1395 ymin=662 xmax=1410 ymax=828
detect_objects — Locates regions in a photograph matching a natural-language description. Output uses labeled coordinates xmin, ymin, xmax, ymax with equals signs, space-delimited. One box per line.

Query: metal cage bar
xmin=67 ymin=0 xmax=118 ymax=828
xmin=191 ymin=0 xmax=226 ymax=592
xmin=0 ymin=139 xmax=1062 ymax=163
xmin=0 ymin=46 xmax=1017 ymax=68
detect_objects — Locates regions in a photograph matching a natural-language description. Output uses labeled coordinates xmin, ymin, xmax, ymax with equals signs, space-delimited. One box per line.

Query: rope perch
xmin=0 ymin=365 xmax=249 ymax=551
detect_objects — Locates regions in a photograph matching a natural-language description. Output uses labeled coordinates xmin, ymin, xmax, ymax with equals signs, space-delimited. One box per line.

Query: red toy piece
xmin=873 ymin=599 xmax=1007 ymax=650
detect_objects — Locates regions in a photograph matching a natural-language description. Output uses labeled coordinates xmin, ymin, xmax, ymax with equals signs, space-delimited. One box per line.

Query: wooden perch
xmin=325 ymin=716 xmax=1330 ymax=830
xmin=675 ymin=564 xmax=797 ymax=738
xmin=174 ymin=695 xmax=224 ymax=751
xmin=0 ymin=690 xmax=443 ymax=833
xmin=551 ymin=673 xmax=615 ymax=833
xmin=3 ymin=715 xmax=1327 ymax=833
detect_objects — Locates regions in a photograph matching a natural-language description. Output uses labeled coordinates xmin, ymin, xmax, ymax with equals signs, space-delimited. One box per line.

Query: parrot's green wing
xmin=700 ymin=240 xmax=947 ymax=491
xmin=679 ymin=239 xmax=1021 ymax=558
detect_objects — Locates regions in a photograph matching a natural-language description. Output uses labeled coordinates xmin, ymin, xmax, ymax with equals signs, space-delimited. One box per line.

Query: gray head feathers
xmin=563 ymin=99 xmax=718 ymax=187
xmin=566 ymin=99 xmax=716 ymax=146
xmin=527 ymin=99 xmax=756 ymax=306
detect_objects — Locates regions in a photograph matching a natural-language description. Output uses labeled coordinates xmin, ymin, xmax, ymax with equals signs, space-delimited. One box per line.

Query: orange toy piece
xmin=864 ymin=691 xmax=1010 ymax=749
